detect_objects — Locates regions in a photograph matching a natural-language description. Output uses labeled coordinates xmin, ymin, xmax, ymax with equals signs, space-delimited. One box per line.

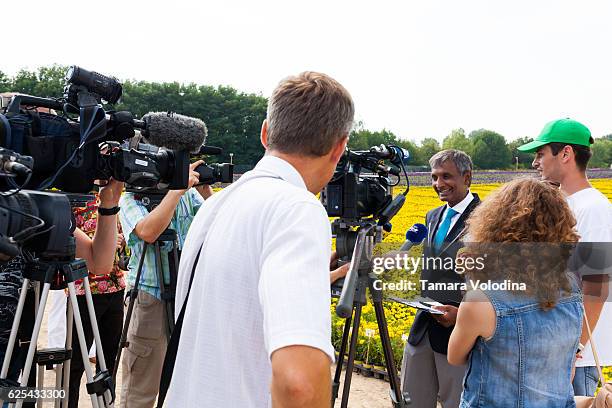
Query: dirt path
xmin=35 ymin=307 xmax=437 ymax=407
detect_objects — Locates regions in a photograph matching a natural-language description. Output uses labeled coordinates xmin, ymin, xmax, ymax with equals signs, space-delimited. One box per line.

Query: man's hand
xmin=171 ymin=160 xmax=204 ymax=195
xmin=116 ymin=232 xmax=125 ymax=250
xmin=432 ymin=305 xmax=459 ymax=327
xmin=329 ymin=251 xmax=350 ymax=284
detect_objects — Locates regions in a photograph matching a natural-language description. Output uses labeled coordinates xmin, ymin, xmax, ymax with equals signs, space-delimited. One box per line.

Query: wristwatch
xmin=98 ymin=206 xmax=120 ymax=216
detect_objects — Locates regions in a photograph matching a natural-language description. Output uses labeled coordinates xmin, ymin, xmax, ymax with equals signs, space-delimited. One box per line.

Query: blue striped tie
xmin=433 ymin=208 xmax=458 ymax=253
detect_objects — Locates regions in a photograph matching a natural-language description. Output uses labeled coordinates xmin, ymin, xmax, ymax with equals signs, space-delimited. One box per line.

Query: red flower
xmin=97 ymin=280 xmax=109 ymax=292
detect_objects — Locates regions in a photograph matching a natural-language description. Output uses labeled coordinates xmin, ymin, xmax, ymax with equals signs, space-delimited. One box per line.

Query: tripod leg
xmin=14 ymin=282 xmax=50 ymax=408
xmin=373 ymin=299 xmax=405 ymax=407
xmin=331 ymin=313 xmax=352 ymax=406
xmin=81 ymin=278 xmax=114 ymax=407
xmin=166 ymin=244 xmax=180 ymax=332
xmin=34 ymin=283 xmax=42 ymax=408
xmin=65 ymin=283 xmax=101 ymax=408
xmin=62 ymin=302 xmax=73 ymax=408
xmin=113 ymin=244 xmax=148 ymax=381
xmin=54 ymin=358 xmax=62 ymax=408
xmin=0 ymin=280 xmax=30 ymax=407
xmin=340 ymin=304 xmax=363 ymax=408
xmin=153 ymin=243 xmax=172 ymax=339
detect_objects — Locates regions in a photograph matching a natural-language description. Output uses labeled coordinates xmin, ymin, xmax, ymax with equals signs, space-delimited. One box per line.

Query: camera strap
xmin=157 ymin=170 xmax=280 ymax=406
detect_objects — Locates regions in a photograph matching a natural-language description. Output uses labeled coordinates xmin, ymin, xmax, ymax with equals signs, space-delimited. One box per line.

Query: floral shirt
xmin=71 ymin=198 xmax=126 ymax=296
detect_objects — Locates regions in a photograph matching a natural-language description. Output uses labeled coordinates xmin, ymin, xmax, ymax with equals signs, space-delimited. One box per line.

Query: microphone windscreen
xmin=142 ymin=112 xmax=207 ymax=153
xmin=405 ymin=223 xmax=428 ymax=244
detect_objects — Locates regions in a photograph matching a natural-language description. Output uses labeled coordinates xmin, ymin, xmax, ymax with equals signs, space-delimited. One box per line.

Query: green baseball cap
xmin=517 ymin=118 xmax=594 ymax=153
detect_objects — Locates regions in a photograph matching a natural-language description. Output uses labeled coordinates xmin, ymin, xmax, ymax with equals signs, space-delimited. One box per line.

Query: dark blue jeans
xmin=573 ymin=366 xmax=599 ymax=397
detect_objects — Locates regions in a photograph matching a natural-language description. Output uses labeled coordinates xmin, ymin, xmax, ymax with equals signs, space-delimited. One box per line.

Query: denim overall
xmin=460 ymin=286 xmax=582 ymax=408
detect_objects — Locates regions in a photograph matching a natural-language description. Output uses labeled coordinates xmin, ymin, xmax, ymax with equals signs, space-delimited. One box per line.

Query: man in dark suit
xmin=400 ymin=149 xmax=480 ymax=408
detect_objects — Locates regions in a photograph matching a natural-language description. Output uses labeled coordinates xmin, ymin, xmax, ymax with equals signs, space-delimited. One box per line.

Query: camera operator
xmin=0 ymin=178 xmax=122 ymax=406
xmin=117 ymin=161 xmax=212 ymax=408
xmin=164 ymin=72 xmax=354 ymax=407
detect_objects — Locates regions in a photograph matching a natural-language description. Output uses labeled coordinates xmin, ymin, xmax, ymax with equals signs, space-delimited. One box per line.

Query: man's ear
xmin=561 ymin=145 xmax=573 ymax=163
xmin=330 ymin=135 xmax=348 ymax=163
xmin=260 ymin=120 xmax=269 ymax=149
xmin=463 ymin=170 xmax=472 ymax=187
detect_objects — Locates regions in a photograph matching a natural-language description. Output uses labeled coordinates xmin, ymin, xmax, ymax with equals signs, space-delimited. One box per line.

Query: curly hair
xmin=464 ymin=178 xmax=579 ymax=309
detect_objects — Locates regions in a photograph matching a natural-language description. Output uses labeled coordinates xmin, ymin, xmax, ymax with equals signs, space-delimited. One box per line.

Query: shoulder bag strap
xmin=582 ymin=303 xmax=605 ymax=385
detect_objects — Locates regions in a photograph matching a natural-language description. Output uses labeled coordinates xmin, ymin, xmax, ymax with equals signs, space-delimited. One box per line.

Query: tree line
xmin=1 ymin=65 xmax=611 ymax=169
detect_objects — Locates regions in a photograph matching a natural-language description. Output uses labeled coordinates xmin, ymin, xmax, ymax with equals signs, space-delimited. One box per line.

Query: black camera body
xmin=0 ymin=65 xmax=233 ymax=263
xmin=321 ymin=145 xmax=410 ymax=264
xmin=0 ymin=66 xmax=194 ymax=193
xmin=321 ymin=171 xmax=389 ymax=219
xmin=321 ymin=145 xmax=409 ymax=221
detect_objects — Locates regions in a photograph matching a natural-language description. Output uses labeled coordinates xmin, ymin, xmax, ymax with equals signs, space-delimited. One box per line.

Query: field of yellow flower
xmin=331 ymin=178 xmax=612 ymax=380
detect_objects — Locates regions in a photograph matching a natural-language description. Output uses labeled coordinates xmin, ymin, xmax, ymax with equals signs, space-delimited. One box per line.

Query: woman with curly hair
xmin=447 ymin=178 xmax=582 ymax=408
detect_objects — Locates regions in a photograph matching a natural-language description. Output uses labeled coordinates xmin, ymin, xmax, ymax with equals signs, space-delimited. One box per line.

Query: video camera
xmin=0 ymin=66 xmax=233 ymax=262
xmin=0 ymin=65 xmax=233 ymax=194
xmin=321 ymin=144 xmax=410 ymax=228
xmin=321 ymin=144 xmax=411 ymax=283
xmin=0 ymin=147 xmax=78 ymax=265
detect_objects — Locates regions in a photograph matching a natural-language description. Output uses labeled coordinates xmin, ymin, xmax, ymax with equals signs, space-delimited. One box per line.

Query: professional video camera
xmin=321 ymin=144 xmax=410 ymax=255
xmin=322 ymin=144 xmax=412 ymax=408
xmin=0 ymin=65 xmax=234 ymax=262
xmin=0 ymin=147 xmax=80 ymax=263
xmin=0 ymin=65 xmax=233 ymax=194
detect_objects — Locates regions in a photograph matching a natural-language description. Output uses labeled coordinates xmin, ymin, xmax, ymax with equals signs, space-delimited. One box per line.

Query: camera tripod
xmin=0 ymin=257 xmax=115 ymax=408
xmin=113 ymin=228 xmax=179 ymax=380
xmin=331 ymin=220 xmax=408 ymax=408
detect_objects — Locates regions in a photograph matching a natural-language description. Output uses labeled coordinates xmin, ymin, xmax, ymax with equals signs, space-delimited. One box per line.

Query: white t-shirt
xmin=566 ymin=187 xmax=612 ymax=367
xmin=165 ymin=156 xmax=335 ymax=407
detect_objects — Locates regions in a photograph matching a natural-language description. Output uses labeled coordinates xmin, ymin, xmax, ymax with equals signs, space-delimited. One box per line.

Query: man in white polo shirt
xmin=519 ymin=118 xmax=612 ymax=396
xmin=164 ymin=72 xmax=354 ymax=407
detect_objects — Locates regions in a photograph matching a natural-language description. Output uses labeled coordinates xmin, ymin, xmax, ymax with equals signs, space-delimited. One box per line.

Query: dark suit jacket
xmin=408 ymin=193 xmax=480 ymax=354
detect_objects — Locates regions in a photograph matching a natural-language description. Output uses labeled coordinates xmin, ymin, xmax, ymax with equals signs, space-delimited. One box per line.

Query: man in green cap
xmin=518 ymin=118 xmax=612 ymax=397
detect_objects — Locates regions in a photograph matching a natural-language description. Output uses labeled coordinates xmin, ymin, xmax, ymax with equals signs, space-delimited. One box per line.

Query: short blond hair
xmin=266 ymin=72 xmax=354 ymax=157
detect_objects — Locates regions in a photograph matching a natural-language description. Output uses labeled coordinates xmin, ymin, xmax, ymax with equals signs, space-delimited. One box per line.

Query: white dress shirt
xmin=440 ymin=191 xmax=475 ymax=237
xmin=166 ymin=155 xmax=335 ymax=407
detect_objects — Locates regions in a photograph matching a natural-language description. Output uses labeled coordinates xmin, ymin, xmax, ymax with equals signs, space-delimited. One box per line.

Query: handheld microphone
xmin=399 ymin=223 xmax=428 ymax=251
xmin=140 ymin=112 xmax=208 ymax=153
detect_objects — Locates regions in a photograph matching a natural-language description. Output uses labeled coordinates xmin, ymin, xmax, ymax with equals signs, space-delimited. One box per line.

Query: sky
xmin=4 ymin=0 xmax=612 ymax=143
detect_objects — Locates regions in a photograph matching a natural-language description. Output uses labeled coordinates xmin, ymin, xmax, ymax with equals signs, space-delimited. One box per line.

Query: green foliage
xmin=590 ymin=137 xmax=612 ymax=168
xmin=116 ymin=81 xmax=267 ymax=165
xmin=4 ymin=65 xmax=66 ymax=97
xmin=469 ymin=129 xmax=512 ymax=169
xmin=0 ymin=71 xmax=10 ymax=91
xmin=349 ymin=126 xmax=399 ymax=151
xmin=507 ymin=136 xmax=535 ymax=169
xmin=442 ymin=128 xmax=473 ymax=155
xmin=419 ymin=138 xmax=441 ymax=164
